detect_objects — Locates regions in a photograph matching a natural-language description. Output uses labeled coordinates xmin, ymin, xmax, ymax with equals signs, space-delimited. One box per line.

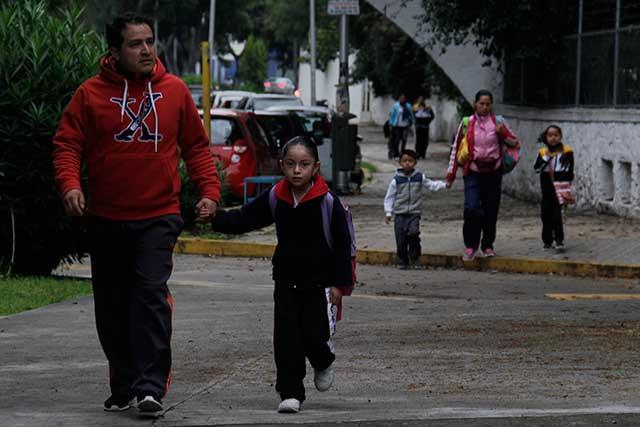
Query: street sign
xmin=328 ymin=0 xmax=359 ymax=15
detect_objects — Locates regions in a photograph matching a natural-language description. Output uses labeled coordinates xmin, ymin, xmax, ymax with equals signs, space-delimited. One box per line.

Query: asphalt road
xmin=3 ymin=254 xmax=640 ymax=426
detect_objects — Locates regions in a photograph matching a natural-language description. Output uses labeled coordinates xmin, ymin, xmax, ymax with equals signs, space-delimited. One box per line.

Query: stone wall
xmin=500 ymin=105 xmax=640 ymax=218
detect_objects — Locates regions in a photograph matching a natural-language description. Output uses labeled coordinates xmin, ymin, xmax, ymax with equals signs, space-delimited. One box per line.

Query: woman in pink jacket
xmin=445 ymin=90 xmax=520 ymax=261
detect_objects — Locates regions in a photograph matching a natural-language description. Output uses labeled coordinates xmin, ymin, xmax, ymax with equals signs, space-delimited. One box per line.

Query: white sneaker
xmin=137 ymin=395 xmax=163 ymax=416
xmin=314 ymin=365 xmax=335 ymax=392
xmin=277 ymin=398 xmax=301 ymax=413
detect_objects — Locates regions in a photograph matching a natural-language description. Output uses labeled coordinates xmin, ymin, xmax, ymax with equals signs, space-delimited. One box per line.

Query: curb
xmin=176 ymin=238 xmax=640 ymax=280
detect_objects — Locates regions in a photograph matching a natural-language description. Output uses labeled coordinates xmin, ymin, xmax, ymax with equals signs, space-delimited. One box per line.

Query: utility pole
xmin=309 ymin=0 xmax=317 ymax=105
xmin=336 ymin=14 xmax=349 ymax=115
xmin=208 ymin=0 xmax=216 ymax=86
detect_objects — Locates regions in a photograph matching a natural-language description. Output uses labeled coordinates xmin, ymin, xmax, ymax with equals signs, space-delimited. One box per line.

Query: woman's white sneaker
xmin=314 ymin=365 xmax=335 ymax=392
xmin=277 ymin=398 xmax=301 ymax=413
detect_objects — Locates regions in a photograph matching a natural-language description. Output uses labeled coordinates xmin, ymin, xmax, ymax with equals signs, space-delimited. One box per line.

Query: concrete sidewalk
xmin=178 ymin=125 xmax=640 ymax=279
xmin=7 ymin=255 xmax=640 ymax=426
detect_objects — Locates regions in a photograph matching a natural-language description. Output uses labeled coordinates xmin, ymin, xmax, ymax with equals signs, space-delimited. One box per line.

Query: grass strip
xmin=0 ymin=276 xmax=92 ymax=316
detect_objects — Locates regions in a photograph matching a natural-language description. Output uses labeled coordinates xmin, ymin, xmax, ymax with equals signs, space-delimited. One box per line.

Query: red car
xmin=204 ymin=109 xmax=280 ymax=198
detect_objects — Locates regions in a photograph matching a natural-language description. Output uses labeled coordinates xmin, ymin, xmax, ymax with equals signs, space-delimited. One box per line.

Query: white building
xmin=367 ymin=0 xmax=640 ymax=218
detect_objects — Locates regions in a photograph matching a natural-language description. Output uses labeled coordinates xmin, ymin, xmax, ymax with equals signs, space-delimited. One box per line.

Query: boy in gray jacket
xmin=384 ymin=149 xmax=447 ymax=268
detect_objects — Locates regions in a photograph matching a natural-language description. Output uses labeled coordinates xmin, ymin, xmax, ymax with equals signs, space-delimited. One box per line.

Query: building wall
xmin=500 ymin=105 xmax=640 ymax=217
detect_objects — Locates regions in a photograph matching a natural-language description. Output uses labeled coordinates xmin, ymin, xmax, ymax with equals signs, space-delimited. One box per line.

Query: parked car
xmin=252 ymin=110 xmax=308 ymax=153
xmin=263 ymin=77 xmax=296 ymax=95
xmin=237 ymin=94 xmax=303 ymax=111
xmin=201 ymin=109 xmax=280 ymax=199
xmin=212 ymin=90 xmax=254 ymax=108
xmin=266 ymin=105 xmax=363 ymax=190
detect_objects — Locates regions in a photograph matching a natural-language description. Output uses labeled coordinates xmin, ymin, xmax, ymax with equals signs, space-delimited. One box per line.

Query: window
xmin=504 ymin=0 xmax=640 ymax=107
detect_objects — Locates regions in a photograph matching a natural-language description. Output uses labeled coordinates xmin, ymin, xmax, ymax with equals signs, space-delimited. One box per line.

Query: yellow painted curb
xmin=176 ymin=238 xmax=640 ymax=279
xmin=545 ymin=293 xmax=640 ymax=301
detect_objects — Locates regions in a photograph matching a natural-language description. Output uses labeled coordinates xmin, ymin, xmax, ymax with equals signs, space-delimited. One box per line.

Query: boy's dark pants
xmin=88 ymin=214 xmax=183 ymax=400
xmin=394 ymin=214 xmax=421 ymax=264
xmin=463 ymin=170 xmax=502 ymax=251
xmin=274 ymin=284 xmax=335 ymax=403
xmin=415 ymin=126 xmax=430 ymax=158
xmin=541 ymin=181 xmax=564 ymax=245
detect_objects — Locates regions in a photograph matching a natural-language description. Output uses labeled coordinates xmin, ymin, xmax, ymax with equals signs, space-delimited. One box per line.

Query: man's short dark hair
xmin=106 ymin=12 xmax=154 ymax=49
xmin=400 ymin=149 xmax=418 ymax=161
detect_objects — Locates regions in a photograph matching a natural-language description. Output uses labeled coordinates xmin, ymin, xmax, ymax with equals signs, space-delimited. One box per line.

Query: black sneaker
xmin=103 ymin=395 xmax=135 ymax=412
xmin=137 ymin=395 xmax=163 ymax=416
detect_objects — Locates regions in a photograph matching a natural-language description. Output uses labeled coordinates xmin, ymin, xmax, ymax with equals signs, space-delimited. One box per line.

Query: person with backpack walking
xmin=208 ymin=136 xmax=355 ymax=414
xmin=387 ymin=94 xmax=415 ymax=159
xmin=534 ymin=125 xmax=575 ymax=251
xmin=445 ymin=90 xmax=521 ymax=261
xmin=384 ymin=149 xmax=447 ymax=269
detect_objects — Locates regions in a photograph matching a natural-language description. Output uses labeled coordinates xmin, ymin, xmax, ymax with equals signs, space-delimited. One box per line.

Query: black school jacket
xmin=212 ymin=175 xmax=352 ymax=290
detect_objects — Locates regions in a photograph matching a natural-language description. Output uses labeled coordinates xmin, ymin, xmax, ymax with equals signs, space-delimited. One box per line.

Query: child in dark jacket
xmin=534 ymin=125 xmax=575 ymax=251
xmin=210 ymin=137 xmax=354 ymax=414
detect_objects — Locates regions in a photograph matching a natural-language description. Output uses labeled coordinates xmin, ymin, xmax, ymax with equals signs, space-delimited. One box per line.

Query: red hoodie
xmin=52 ymin=56 xmax=220 ymax=220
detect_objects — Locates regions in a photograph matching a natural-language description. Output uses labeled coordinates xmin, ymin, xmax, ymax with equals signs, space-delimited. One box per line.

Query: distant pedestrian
xmin=534 ymin=125 xmax=574 ymax=251
xmin=446 ymin=90 xmax=520 ymax=261
xmin=385 ymin=149 xmax=447 ymax=269
xmin=413 ymin=96 xmax=435 ymax=159
xmin=387 ymin=94 xmax=415 ymax=159
xmin=210 ymin=137 xmax=354 ymax=414
xmin=52 ymin=13 xmax=221 ymax=416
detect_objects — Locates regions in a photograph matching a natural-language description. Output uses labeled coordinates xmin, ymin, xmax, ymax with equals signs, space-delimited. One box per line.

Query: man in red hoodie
xmin=52 ymin=13 xmax=220 ymax=416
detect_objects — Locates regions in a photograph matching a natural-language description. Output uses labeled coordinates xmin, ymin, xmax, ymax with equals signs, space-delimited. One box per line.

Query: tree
xmin=236 ymin=35 xmax=268 ymax=91
xmin=0 ymin=0 xmax=104 ymax=274
xmin=351 ymin=3 xmax=460 ymax=100
xmin=414 ymin=0 xmax=574 ymax=68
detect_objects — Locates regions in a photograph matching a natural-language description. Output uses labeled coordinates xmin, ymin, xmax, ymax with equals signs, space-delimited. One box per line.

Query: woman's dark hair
xmin=538 ymin=124 xmax=563 ymax=144
xmin=281 ymin=136 xmax=319 ymax=162
xmin=474 ymin=89 xmax=493 ymax=103
xmin=106 ymin=13 xmax=155 ymax=49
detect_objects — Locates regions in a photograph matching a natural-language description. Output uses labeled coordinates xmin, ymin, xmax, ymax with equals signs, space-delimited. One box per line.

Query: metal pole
xmin=336 ymin=14 xmax=349 ymax=115
xmin=208 ymin=0 xmax=216 ymax=85
xmin=201 ymin=42 xmax=211 ymax=140
xmin=575 ymin=0 xmax=583 ymax=106
xmin=613 ymin=0 xmax=620 ymax=105
xmin=309 ymin=0 xmax=317 ymax=105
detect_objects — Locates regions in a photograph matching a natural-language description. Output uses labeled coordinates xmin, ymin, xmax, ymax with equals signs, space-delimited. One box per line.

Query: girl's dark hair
xmin=538 ymin=124 xmax=563 ymax=143
xmin=474 ymin=89 xmax=493 ymax=103
xmin=106 ymin=12 xmax=155 ymax=49
xmin=281 ymin=136 xmax=319 ymax=162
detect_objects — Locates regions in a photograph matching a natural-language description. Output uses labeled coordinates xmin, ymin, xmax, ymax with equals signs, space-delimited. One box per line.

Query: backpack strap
xmin=320 ymin=192 xmax=334 ymax=251
xmin=268 ymin=186 xmax=277 ymax=220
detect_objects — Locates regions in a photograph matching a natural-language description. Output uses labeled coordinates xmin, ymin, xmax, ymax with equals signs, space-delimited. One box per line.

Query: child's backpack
xmin=268 ymin=188 xmax=357 ymax=288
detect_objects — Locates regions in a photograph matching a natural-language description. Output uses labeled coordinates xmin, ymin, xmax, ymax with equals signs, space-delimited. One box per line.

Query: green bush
xmin=0 ymin=1 xmax=104 ymax=274
xmin=236 ymin=35 xmax=268 ymax=90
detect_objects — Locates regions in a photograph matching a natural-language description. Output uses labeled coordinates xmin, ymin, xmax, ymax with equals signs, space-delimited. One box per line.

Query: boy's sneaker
xmin=462 ymin=248 xmax=475 ymax=261
xmin=137 ymin=395 xmax=163 ymax=416
xmin=278 ymin=398 xmax=301 ymax=413
xmin=482 ymin=248 xmax=496 ymax=257
xmin=543 ymin=243 xmax=555 ymax=250
xmin=103 ymin=395 xmax=135 ymax=412
xmin=314 ymin=365 xmax=335 ymax=392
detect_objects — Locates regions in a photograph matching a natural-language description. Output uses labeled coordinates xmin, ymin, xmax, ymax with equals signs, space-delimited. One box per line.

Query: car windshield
xmin=293 ymin=112 xmax=327 ymax=133
xmin=253 ymin=97 xmax=302 ymax=110
xmin=210 ymin=118 xmax=241 ymax=145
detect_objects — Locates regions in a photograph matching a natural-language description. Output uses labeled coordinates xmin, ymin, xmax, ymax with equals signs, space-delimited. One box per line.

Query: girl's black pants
xmin=88 ymin=214 xmax=183 ymax=401
xmin=540 ymin=179 xmax=564 ymax=245
xmin=273 ymin=284 xmax=336 ymax=403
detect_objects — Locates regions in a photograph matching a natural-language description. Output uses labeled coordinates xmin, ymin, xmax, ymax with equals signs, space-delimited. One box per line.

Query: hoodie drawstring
xmin=147 ymin=81 xmax=159 ymax=153
xmin=120 ymin=79 xmax=129 ymax=122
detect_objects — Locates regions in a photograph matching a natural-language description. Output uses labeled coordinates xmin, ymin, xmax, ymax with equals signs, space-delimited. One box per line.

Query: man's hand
xmin=63 ymin=189 xmax=85 ymax=216
xmin=195 ymin=198 xmax=218 ymax=222
xmin=384 ymin=215 xmax=391 ymax=225
xmin=330 ymin=287 xmax=343 ymax=305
